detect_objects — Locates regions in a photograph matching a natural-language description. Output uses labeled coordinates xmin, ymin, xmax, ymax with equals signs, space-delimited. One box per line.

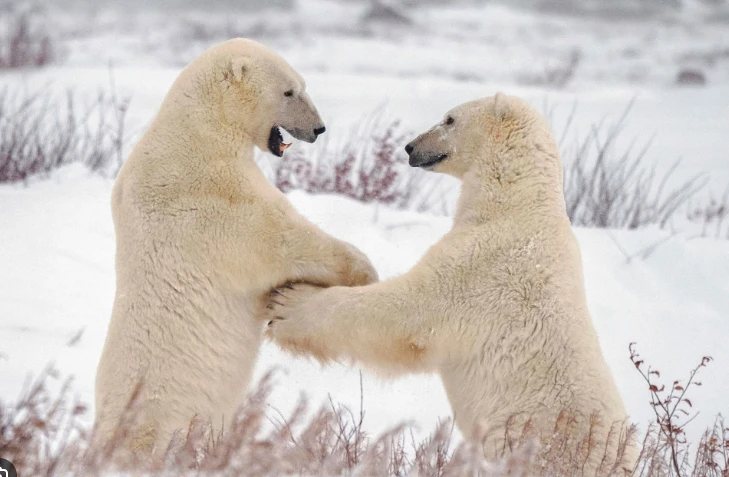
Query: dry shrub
xmin=628 ymin=344 xmax=728 ymax=477
xmin=0 ymin=374 xmax=642 ymax=476
xmin=0 ymin=368 xmax=461 ymax=476
xmin=3 ymin=352 xmax=726 ymax=476
xmin=497 ymin=412 xmax=636 ymax=477
xmin=556 ymin=101 xmax=710 ymax=230
xmin=685 ymin=187 xmax=729 ymax=239
xmin=273 ymin=104 xmax=725 ymax=236
xmin=0 ymin=13 xmax=55 ymax=69
xmin=273 ymin=107 xmax=455 ymax=215
xmin=693 ymin=416 xmax=729 ymax=477
xmin=0 ymin=366 xmax=88 ymax=476
xmin=0 ymin=366 xmax=551 ymax=475
xmin=0 ymin=82 xmax=131 ymax=183
xmin=2 ymin=90 xmax=722 ymax=236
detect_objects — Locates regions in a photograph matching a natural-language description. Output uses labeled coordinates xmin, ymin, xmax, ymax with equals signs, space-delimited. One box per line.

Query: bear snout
xmin=282 ymin=126 xmax=317 ymax=144
xmin=408 ymin=151 xmax=449 ymax=169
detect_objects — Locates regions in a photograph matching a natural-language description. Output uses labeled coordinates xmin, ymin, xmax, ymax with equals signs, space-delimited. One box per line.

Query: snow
xmin=1 ymin=0 xmax=728 ymax=457
xmin=1 ymin=163 xmax=727 ymax=448
xmin=33 ymin=0 xmax=729 ymax=87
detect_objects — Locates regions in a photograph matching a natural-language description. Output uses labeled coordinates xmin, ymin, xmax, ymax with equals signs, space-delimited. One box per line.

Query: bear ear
xmin=230 ymin=57 xmax=252 ymax=82
xmin=492 ymin=92 xmax=511 ymax=121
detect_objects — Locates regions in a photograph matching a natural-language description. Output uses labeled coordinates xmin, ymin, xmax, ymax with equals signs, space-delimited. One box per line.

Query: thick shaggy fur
xmin=266 ymin=94 xmax=632 ymax=472
xmin=95 ymin=39 xmax=377 ymax=460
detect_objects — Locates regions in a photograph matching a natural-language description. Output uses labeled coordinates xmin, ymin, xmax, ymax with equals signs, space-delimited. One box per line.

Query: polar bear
xmin=266 ymin=94 xmax=632 ymax=472
xmin=94 ymin=38 xmax=378 ymax=460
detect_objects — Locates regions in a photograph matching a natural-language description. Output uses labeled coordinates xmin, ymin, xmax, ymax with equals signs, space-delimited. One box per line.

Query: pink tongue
xmin=279 ymin=143 xmax=291 ymax=152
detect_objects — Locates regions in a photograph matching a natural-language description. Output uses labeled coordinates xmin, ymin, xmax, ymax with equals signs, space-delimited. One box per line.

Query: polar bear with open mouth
xmin=95 ymin=38 xmax=378 ymax=461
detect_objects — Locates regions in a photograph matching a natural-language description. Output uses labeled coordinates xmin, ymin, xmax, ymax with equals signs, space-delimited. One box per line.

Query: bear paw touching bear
xmin=266 ymin=93 xmax=633 ymax=473
xmin=94 ymin=38 xmax=377 ymax=463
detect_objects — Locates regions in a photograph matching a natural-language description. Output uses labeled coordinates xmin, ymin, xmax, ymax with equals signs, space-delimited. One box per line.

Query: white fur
xmin=267 ymin=94 xmax=632 ymax=471
xmin=94 ymin=38 xmax=377 ymax=460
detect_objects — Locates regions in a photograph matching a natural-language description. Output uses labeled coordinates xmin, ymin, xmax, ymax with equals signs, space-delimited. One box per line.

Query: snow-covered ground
xmin=1 ymin=0 xmax=728 ymax=457
xmin=1 ymin=163 xmax=728 ymax=448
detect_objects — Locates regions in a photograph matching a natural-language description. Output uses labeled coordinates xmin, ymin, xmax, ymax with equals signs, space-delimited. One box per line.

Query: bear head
xmin=404 ymin=93 xmax=558 ymax=182
xmin=194 ymin=39 xmax=326 ymax=157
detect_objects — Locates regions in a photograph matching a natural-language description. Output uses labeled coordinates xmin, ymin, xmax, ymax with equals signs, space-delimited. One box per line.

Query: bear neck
xmin=151 ymin=102 xmax=254 ymax=163
xmin=454 ymin=145 xmax=568 ymax=227
xmin=148 ymin=62 xmax=257 ymax=162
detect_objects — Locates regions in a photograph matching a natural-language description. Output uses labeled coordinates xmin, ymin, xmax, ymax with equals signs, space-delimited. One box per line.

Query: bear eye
xmin=284 ymin=89 xmax=294 ymax=97
xmin=445 ymin=116 xmax=455 ymax=125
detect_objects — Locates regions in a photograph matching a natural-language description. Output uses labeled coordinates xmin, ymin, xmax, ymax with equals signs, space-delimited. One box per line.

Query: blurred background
xmin=2 ymin=0 xmax=728 ymax=86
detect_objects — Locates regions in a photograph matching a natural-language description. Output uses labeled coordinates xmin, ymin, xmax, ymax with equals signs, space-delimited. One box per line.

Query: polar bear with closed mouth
xmin=266 ymin=94 xmax=632 ymax=472
xmin=94 ymin=38 xmax=378 ymax=460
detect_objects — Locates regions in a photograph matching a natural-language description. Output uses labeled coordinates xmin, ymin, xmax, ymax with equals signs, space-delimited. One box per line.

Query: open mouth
xmin=268 ymin=126 xmax=292 ymax=157
xmin=412 ymin=153 xmax=449 ymax=169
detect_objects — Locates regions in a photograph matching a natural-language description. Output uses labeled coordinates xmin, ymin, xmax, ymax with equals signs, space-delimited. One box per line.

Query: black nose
xmin=314 ymin=126 xmax=326 ymax=137
xmin=405 ymin=143 xmax=414 ymax=155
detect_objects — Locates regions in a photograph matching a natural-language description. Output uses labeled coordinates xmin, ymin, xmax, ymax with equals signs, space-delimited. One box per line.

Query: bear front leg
xmin=281 ymin=224 xmax=379 ymax=288
xmin=266 ymin=281 xmax=436 ymax=374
